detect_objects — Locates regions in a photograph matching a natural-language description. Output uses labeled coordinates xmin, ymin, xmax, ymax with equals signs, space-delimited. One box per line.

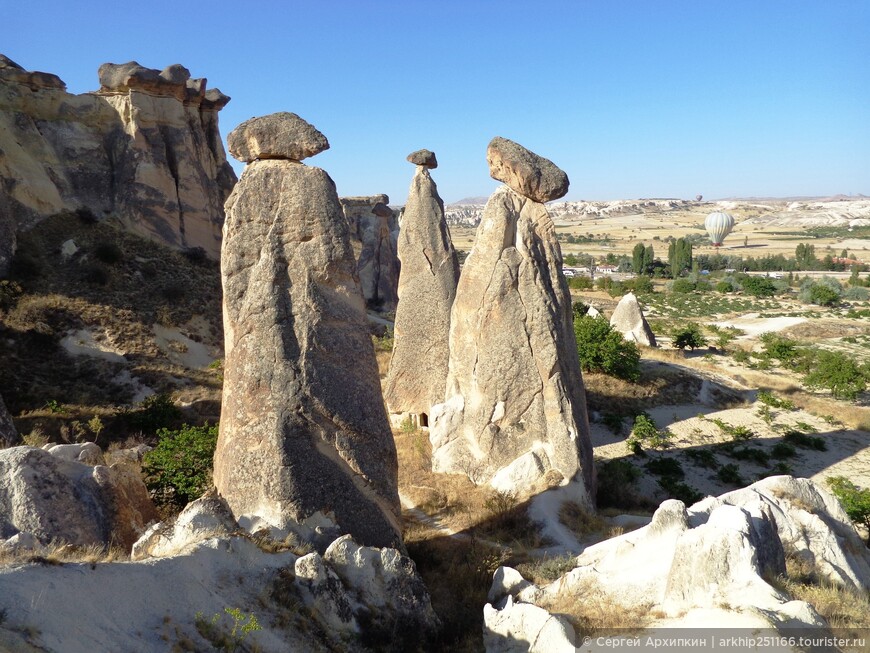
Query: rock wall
xmin=0 ymin=393 xmax=16 ymax=447
xmin=214 ymin=113 xmax=402 ymax=550
xmin=0 ymin=55 xmax=235 ymax=272
xmin=340 ymin=195 xmax=400 ymax=311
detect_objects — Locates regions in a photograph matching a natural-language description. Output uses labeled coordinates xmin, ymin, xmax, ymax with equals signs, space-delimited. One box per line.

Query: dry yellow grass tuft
xmin=541 ymin=579 xmax=656 ymax=638
xmin=0 ymin=541 xmax=129 ymax=567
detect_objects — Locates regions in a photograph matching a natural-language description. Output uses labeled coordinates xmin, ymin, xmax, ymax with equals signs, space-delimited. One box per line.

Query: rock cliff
xmin=340 ymin=195 xmax=400 ymax=311
xmin=0 ymin=55 xmax=235 ymax=273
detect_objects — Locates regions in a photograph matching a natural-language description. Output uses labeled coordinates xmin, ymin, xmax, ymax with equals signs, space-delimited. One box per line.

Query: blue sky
xmin=4 ymin=1 xmax=868 ymax=203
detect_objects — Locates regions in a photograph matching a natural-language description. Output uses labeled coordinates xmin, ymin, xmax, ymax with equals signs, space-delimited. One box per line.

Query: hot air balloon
xmin=705 ymin=211 xmax=735 ymax=247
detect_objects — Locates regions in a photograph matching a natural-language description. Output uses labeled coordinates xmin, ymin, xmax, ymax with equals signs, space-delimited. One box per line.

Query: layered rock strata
xmin=430 ymin=139 xmax=594 ymax=502
xmin=214 ymin=112 xmax=402 ymax=550
xmin=0 ymin=56 xmax=235 ymax=272
xmin=340 ymin=195 xmax=400 ymax=311
xmin=383 ymin=150 xmax=459 ymax=427
xmin=609 ymin=291 xmax=657 ymax=346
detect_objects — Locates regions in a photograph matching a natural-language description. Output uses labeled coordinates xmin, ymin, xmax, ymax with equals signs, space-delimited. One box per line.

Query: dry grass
xmin=540 ymin=579 xmax=656 ymax=637
xmin=771 ymin=551 xmax=870 ymax=631
xmin=0 ymin=541 xmax=129 ymax=567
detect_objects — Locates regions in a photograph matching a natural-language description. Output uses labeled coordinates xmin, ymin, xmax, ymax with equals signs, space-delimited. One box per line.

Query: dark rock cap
xmin=407 ymin=149 xmax=437 ymax=169
xmin=227 ymin=112 xmax=330 ymax=163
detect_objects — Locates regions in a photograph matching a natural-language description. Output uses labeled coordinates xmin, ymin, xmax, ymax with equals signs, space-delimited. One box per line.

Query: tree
xmin=643 ymin=244 xmax=654 ymax=275
xmin=668 ymin=238 xmax=692 ymax=278
xmin=142 ymin=423 xmax=219 ymax=510
xmin=632 ymin=243 xmax=646 ymax=275
xmin=827 ymin=477 xmax=870 ymax=543
xmin=573 ymin=315 xmax=641 ymax=382
xmin=795 ymin=243 xmax=817 ymax=270
xmin=672 ymin=323 xmax=706 ymax=350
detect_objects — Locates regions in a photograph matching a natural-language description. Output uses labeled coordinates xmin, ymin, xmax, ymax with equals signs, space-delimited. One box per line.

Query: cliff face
xmin=0 ymin=56 xmax=236 ymax=272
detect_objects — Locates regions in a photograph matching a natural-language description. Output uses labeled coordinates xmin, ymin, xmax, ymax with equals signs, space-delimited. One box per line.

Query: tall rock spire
xmin=213 ymin=112 xmax=402 ymax=550
xmin=429 ymin=138 xmax=595 ymax=504
xmin=384 ymin=149 xmax=459 ymax=427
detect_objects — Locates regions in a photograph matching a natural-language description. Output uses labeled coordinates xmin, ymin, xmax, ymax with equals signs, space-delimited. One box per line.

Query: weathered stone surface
xmin=488 ymin=477 xmax=864 ymax=638
xmin=689 ymin=475 xmax=870 ymax=592
xmin=484 ymin=596 xmax=576 ymax=653
xmin=227 ymin=112 xmax=329 ymax=163
xmin=0 ymin=54 xmax=65 ymax=90
xmin=340 ymin=195 xmax=400 ymax=311
xmin=384 ymin=162 xmax=459 ymax=421
xmin=0 ymin=56 xmax=235 ymax=261
xmin=0 ymin=394 xmax=16 ymax=447
xmin=44 ymin=442 xmax=105 ymax=466
xmin=407 ymin=148 xmax=437 ymax=168
xmin=609 ymin=292 xmax=657 ymax=346
xmin=486 ymin=137 xmax=569 ymax=203
xmin=214 ymin=155 xmax=402 ymax=550
xmin=0 ymin=446 xmax=158 ymax=550
xmin=131 ymin=494 xmax=238 ymax=560
xmin=429 ymin=184 xmax=594 ymax=501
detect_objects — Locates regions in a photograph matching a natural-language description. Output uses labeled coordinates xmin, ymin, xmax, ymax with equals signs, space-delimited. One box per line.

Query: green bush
xmin=627 ymin=414 xmax=671 ymax=453
xmin=741 ymin=276 xmax=777 ymax=298
xmin=142 ymin=423 xmax=219 ymax=510
xmin=595 ymin=459 xmax=645 ymax=509
xmin=124 ymin=393 xmax=182 ymax=434
xmin=657 ymin=476 xmax=704 ymax=505
xmin=568 ymin=275 xmax=593 ymax=290
xmin=716 ymin=280 xmax=734 ymax=293
xmin=826 ymin=477 xmax=870 ymax=543
xmin=757 ymin=390 xmax=795 ymax=410
xmin=573 ymin=315 xmax=640 ymax=382
xmin=844 ymin=286 xmax=870 ymax=301
xmin=672 ymin=323 xmax=706 ymax=350
xmin=645 ymin=457 xmax=684 ymax=478
xmin=800 ymin=278 xmax=842 ymax=306
xmin=758 ymin=332 xmax=801 ymax=366
xmin=717 ymin=463 xmax=744 ymax=486
xmin=803 ymin=351 xmax=868 ymax=401
xmin=670 ymin=278 xmax=697 ymax=294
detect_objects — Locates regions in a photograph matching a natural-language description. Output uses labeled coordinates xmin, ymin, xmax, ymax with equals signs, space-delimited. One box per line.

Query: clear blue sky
xmin=4 ymin=1 xmax=868 ymax=203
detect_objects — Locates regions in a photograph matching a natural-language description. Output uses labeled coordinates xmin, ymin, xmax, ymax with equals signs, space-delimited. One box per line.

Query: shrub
xmin=671 ymin=323 xmax=706 ymax=350
xmin=657 ymin=476 xmax=704 ymax=505
xmin=93 ymin=242 xmax=123 ymax=264
xmin=684 ymin=448 xmax=719 ymax=469
xmin=373 ymin=328 xmax=394 ymax=352
xmin=758 ymin=332 xmax=801 ymax=366
xmin=573 ymin=315 xmax=640 ymax=382
xmin=803 ymin=351 xmax=868 ymax=401
xmin=568 ymin=275 xmax=593 ymax=290
xmin=844 ymin=286 xmax=870 ymax=301
xmin=717 ymin=463 xmax=744 ymax=486
xmin=142 ymin=423 xmax=218 ymax=510
xmin=783 ymin=430 xmax=827 ymax=451
xmin=715 ymin=280 xmax=734 ymax=293
xmin=799 ymin=277 xmax=843 ymax=307
xmin=771 ymin=442 xmax=796 ymax=459
xmin=757 ymin=390 xmax=795 ymax=410
xmin=741 ymin=276 xmax=777 ymax=298
xmin=627 ymin=414 xmax=670 ymax=453
xmin=826 ymin=477 xmax=870 ymax=543
xmin=595 ymin=459 xmax=645 ymax=509
xmin=123 ymin=393 xmax=182 ymax=434
xmin=645 ymin=457 xmax=684 ymax=478
xmin=670 ymin=278 xmax=696 ymax=294
xmin=82 ymin=264 xmax=109 ymax=285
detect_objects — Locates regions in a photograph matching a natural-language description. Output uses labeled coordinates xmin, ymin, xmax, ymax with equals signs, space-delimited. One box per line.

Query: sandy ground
xmin=714 ymin=314 xmax=807 ymax=338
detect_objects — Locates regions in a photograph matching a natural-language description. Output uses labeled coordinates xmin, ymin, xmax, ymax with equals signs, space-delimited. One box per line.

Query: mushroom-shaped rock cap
xmin=372 ymin=202 xmax=393 ymax=218
xmin=407 ymin=149 xmax=438 ymax=168
xmin=227 ymin=112 xmax=330 ymax=163
xmin=486 ymin=137 xmax=569 ymax=203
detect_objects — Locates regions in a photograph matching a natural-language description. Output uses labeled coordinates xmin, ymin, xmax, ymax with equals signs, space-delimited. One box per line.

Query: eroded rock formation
xmin=214 ymin=112 xmax=402 ymax=550
xmin=340 ymin=195 xmax=400 ymax=311
xmin=609 ymin=291 xmax=657 ymax=346
xmin=429 ymin=138 xmax=594 ymax=502
xmin=0 ymin=56 xmax=235 ymax=272
xmin=383 ymin=150 xmax=459 ymax=426
xmin=0 ymin=445 xmax=157 ymax=550
xmin=485 ymin=477 xmax=869 ymax=645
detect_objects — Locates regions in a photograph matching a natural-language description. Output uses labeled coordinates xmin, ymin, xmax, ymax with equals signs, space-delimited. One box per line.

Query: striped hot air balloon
xmin=705 ymin=211 xmax=735 ymax=247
